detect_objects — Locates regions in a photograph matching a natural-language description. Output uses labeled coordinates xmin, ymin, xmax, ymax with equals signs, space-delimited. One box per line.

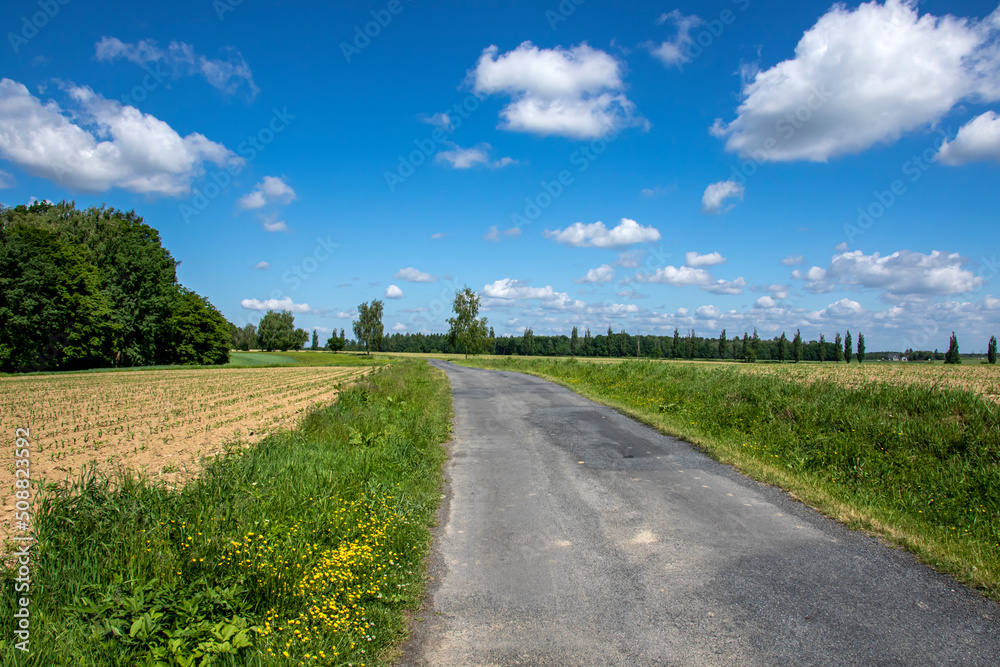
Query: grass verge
xmin=461 ymin=357 xmax=1000 ymax=600
xmin=0 ymin=358 xmax=450 ymax=666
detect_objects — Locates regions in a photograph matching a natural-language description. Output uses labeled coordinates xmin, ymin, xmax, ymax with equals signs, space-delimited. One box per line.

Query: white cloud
xmin=0 ymin=78 xmax=237 ymax=195
xmin=385 ymin=284 xmax=405 ymax=299
xmin=633 ymin=265 xmax=712 ymax=286
xmin=484 ymin=225 xmax=522 ymax=242
xmin=252 ymin=261 xmax=270 ymax=271
xmin=754 ymin=296 xmax=777 ymax=309
xmin=801 ymin=249 xmax=984 ymax=295
xmin=937 ymin=110 xmax=1000 ymax=164
xmin=685 ymin=251 xmax=726 ymax=267
xmin=984 ymin=295 xmax=1000 ymax=310
xmin=703 ymin=277 xmax=747 ymax=295
xmin=392 ymin=322 xmax=407 ymax=331
xmin=431 ymin=232 xmax=446 ymax=239
xmin=241 ymin=297 xmax=311 ymax=313
xmin=695 ymin=305 xmax=721 ymax=319
xmin=469 ymin=41 xmax=642 ymax=139
xmin=649 ymin=10 xmax=702 ymax=67
xmin=575 ymin=264 xmax=616 ymax=284
xmin=482 ymin=278 xmax=585 ymax=311
xmin=95 ymin=37 xmax=258 ymax=99
xmin=261 ymin=214 xmax=289 ymax=233
xmin=423 ymin=112 xmax=453 ymax=131
xmin=702 ymin=180 xmax=744 ymax=214
xmin=711 ymin=0 xmax=1000 ymax=162
xmin=834 ymin=242 xmax=849 ymax=252
xmin=238 ymin=176 xmax=296 ymax=210
xmin=436 ymin=143 xmax=516 ymax=169
xmin=545 ymin=218 xmax=660 ymax=248
xmin=336 ymin=310 xmax=357 ymax=319
xmin=781 ymin=254 xmax=805 ymax=266
xmin=394 ymin=267 xmax=437 ymax=283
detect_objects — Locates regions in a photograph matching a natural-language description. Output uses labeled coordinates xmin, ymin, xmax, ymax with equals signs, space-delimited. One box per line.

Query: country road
xmin=399 ymin=361 xmax=999 ymax=666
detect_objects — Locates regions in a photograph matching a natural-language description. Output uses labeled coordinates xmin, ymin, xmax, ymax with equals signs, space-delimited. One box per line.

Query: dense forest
xmin=0 ymin=201 xmax=230 ymax=373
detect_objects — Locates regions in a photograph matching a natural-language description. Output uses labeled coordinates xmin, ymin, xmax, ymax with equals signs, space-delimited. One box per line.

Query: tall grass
xmin=0 ymin=359 xmax=449 ymax=666
xmin=465 ymin=357 xmax=1000 ymax=599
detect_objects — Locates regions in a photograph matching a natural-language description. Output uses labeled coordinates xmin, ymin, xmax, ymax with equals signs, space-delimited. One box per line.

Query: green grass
xmin=0 ymin=359 xmax=450 ymax=666
xmin=461 ymin=356 xmax=1000 ymax=600
xmin=225 ymin=352 xmax=300 ymax=367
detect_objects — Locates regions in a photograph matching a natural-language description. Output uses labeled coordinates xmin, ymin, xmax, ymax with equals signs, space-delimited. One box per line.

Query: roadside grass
xmin=460 ymin=356 xmax=1000 ymax=600
xmin=0 ymin=359 xmax=450 ymax=666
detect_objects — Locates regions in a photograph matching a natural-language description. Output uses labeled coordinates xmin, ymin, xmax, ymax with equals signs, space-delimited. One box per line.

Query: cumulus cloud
xmin=685 ymin=251 xmax=726 ymax=267
xmin=797 ymin=249 xmax=984 ymax=296
xmin=703 ymin=277 xmax=747 ymax=295
xmin=394 ymin=267 xmax=437 ymax=283
xmin=95 ymin=37 xmax=259 ymax=99
xmin=754 ymin=296 xmax=777 ymax=309
xmin=0 ymin=78 xmax=237 ymax=195
xmin=468 ymin=41 xmax=642 ymax=139
xmin=633 ymin=265 xmax=712 ymax=286
xmin=482 ymin=278 xmax=585 ymax=311
xmin=385 ymin=284 xmax=405 ymax=299
xmin=649 ymin=10 xmax=703 ymax=67
xmin=260 ymin=213 xmax=289 ymax=233
xmin=545 ymin=218 xmax=661 ymax=248
xmin=252 ymin=261 xmax=270 ymax=271
xmin=241 ymin=297 xmax=311 ymax=313
xmin=711 ymin=0 xmax=1000 ymax=162
xmin=237 ymin=176 xmax=296 ymax=210
xmin=574 ymin=264 xmax=616 ymax=284
xmin=781 ymin=254 xmax=805 ymax=266
xmin=702 ymin=180 xmax=744 ymax=214
xmin=435 ymin=143 xmax=516 ymax=169
xmin=937 ymin=110 xmax=1000 ymax=164
xmin=392 ymin=322 xmax=407 ymax=331
xmin=695 ymin=305 xmax=721 ymax=319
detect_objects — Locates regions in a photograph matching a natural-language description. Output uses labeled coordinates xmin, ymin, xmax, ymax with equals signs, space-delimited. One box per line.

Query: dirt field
xmin=0 ymin=365 xmax=370 ymax=540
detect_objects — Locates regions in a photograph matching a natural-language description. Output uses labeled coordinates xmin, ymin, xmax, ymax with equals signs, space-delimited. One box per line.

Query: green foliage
xmin=570 ymin=326 xmax=579 ymax=355
xmin=326 ymin=334 xmax=346 ymax=352
xmin=777 ymin=332 xmax=787 ymax=363
xmin=353 ymin=299 xmax=384 ymax=355
xmin=945 ymin=332 xmax=961 ymax=364
xmin=835 ymin=332 xmax=844 ymax=362
xmin=0 ymin=359 xmax=450 ymax=665
xmin=447 ymin=287 xmax=490 ymax=359
xmin=989 ymin=336 xmax=997 ymax=365
xmin=522 ymin=327 xmax=535 ymax=356
xmin=718 ymin=329 xmax=727 ymax=359
xmin=844 ymin=330 xmax=853 ymax=365
xmin=793 ymin=329 xmax=802 ymax=363
xmin=0 ymin=201 xmax=229 ymax=371
xmin=230 ymin=323 xmax=258 ymax=351
xmin=818 ymin=333 xmax=826 ymax=362
xmin=165 ymin=289 xmax=231 ymax=365
xmin=857 ymin=332 xmax=866 ymax=364
xmin=257 ymin=309 xmax=301 ymax=351
xmin=311 ymin=329 xmax=319 ymax=350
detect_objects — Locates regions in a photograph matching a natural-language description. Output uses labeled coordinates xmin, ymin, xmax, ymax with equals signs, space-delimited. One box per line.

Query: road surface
xmin=399 ymin=361 xmax=999 ymax=666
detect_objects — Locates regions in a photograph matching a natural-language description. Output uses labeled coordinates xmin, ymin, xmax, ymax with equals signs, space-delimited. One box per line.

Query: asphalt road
xmin=398 ymin=361 xmax=999 ymax=666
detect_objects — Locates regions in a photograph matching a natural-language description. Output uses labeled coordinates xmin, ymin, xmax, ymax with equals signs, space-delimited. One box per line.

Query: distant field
xmin=0 ymin=364 xmax=371 ymax=542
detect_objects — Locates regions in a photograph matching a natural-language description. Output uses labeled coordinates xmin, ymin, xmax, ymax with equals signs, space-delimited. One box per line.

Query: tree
xmin=777 ymin=332 xmax=787 ymax=363
xmin=353 ymin=299 xmax=384 ymax=355
xmin=165 ymin=289 xmax=231 ymax=365
xmin=751 ymin=328 xmax=761 ymax=357
xmin=989 ymin=336 xmax=997 ymax=365
xmin=292 ymin=328 xmax=309 ymax=350
xmin=571 ymin=326 xmax=579 ymax=355
xmin=945 ymin=332 xmax=960 ymax=364
xmin=856 ymin=332 xmax=865 ymax=363
xmin=583 ymin=327 xmax=592 ymax=356
xmin=672 ymin=328 xmax=681 ymax=359
xmin=447 ymin=287 xmax=489 ymax=359
xmin=844 ymin=330 xmax=852 ymax=364
xmin=792 ymin=329 xmax=802 ymax=363
xmin=835 ymin=332 xmax=843 ymax=362
xmin=522 ymin=327 xmax=534 ymax=356
xmin=743 ymin=332 xmax=756 ymax=363
xmin=687 ymin=330 xmax=696 ymax=360
xmin=718 ymin=329 xmax=727 ymax=359
xmin=326 ymin=333 xmax=345 ymax=352
xmin=258 ymin=310 xmax=299 ymax=351
xmin=311 ymin=329 xmax=319 ymax=350
xmin=818 ymin=333 xmax=826 ymax=362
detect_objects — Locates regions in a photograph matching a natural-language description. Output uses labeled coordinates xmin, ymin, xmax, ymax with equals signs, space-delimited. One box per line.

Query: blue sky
xmin=2 ymin=0 xmax=999 ymax=351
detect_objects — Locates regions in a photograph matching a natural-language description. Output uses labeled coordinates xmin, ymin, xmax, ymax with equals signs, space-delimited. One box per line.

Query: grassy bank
xmin=1 ymin=359 xmax=450 ymax=666
xmin=462 ymin=357 xmax=1000 ymax=599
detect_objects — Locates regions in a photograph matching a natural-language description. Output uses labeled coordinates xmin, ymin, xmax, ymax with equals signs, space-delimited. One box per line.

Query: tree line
xmin=1 ymin=201 xmax=230 ymax=373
